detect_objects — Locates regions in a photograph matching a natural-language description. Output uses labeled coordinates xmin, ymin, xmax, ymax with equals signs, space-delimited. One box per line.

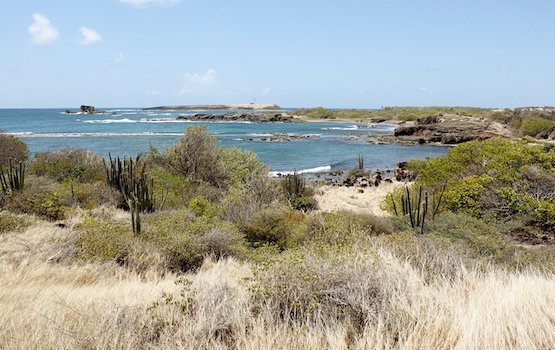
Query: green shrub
xmin=75 ymin=217 xmax=132 ymax=262
xmin=0 ymin=133 xmax=28 ymax=167
xmin=218 ymin=147 xmax=267 ymax=187
xmin=537 ymin=200 xmax=555 ymax=232
xmin=219 ymin=172 xmax=282 ymax=225
xmin=144 ymin=211 xmax=245 ymax=272
xmin=8 ymin=190 xmax=66 ymax=221
xmin=188 ymin=195 xmax=215 ymax=218
xmin=429 ymin=212 xmax=513 ymax=262
xmin=166 ymin=126 xmax=225 ymax=187
xmin=0 ymin=212 xmax=31 ymax=234
xmin=521 ymin=117 xmax=555 ymax=138
xmin=242 ymin=208 xmax=307 ymax=249
xmin=31 ymin=148 xmax=104 ymax=182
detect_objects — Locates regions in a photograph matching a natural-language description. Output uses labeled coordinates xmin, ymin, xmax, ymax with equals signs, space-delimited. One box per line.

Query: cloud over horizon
xmin=179 ymin=69 xmax=218 ymax=95
xmin=28 ymin=13 xmax=59 ymax=45
xmin=119 ymin=0 xmax=180 ymax=8
xmin=79 ymin=27 xmax=102 ymax=46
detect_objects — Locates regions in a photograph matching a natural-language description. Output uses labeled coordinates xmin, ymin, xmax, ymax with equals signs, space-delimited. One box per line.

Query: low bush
xmin=521 ymin=117 xmax=555 ymax=138
xmin=429 ymin=212 xmax=513 ymax=263
xmin=8 ymin=189 xmax=67 ymax=221
xmin=0 ymin=133 xmax=28 ymax=167
xmin=307 ymin=211 xmax=393 ymax=246
xmin=31 ymin=148 xmax=104 ymax=182
xmin=188 ymin=195 xmax=216 ymax=218
xmin=69 ymin=181 xmax=122 ymax=209
xmin=242 ymin=208 xmax=307 ymax=249
xmin=0 ymin=212 xmax=31 ymax=234
xmin=219 ymin=171 xmax=282 ymax=225
xmin=144 ymin=211 xmax=246 ymax=272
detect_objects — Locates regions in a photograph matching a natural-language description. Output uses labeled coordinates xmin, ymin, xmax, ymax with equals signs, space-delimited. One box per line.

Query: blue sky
xmin=0 ymin=0 xmax=554 ymax=108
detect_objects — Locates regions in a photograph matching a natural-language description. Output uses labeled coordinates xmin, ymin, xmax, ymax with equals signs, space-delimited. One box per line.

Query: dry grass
xmin=0 ymin=220 xmax=554 ymax=349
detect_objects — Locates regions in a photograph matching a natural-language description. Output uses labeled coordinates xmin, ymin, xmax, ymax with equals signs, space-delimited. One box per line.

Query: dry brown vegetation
xmin=0 ymin=216 xmax=554 ymax=349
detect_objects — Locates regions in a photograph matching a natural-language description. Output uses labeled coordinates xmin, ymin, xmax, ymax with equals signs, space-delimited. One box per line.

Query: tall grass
xmin=0 ymin=222 xmax=554 ymax=349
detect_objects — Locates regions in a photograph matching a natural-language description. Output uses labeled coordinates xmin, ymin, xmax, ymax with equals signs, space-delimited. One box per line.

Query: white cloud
xmin=179 ymin=69 xmax=218 ymax=94
xmin=499 ymin=64 xmax=510 ymax=70
xmin=28 ymin=13 xmax=59 ymax=45
xmin=261 ymin=87 xmax=272 ymax=96
xmin=79 ymin=27 xmax=102 ymax=46
xmin=120 ymin=0 xmax=180 ymax=8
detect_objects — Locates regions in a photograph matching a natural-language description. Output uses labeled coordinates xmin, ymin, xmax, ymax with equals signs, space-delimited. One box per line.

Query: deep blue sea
xmin=0 ymin=108 xmax=449 ymax=174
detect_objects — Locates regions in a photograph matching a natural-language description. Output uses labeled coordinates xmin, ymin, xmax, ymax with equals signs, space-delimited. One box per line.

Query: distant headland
xmin=144 ymin=103 xmax=281 ymax=111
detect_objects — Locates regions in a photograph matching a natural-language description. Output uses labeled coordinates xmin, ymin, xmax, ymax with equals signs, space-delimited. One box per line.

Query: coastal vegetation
xmin=295 ymin=106 xmax=555 ymax=141
xmin=0 ymin=127 xmax=554 ymax=349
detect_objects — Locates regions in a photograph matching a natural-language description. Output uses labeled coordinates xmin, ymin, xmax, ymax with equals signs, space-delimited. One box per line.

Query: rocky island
xmin=176 ymin=112 xmax=301 ymax=123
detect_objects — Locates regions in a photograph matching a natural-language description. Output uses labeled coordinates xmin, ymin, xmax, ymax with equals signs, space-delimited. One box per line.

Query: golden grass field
xmin=1 ymin=213 xmax=554 ymax=350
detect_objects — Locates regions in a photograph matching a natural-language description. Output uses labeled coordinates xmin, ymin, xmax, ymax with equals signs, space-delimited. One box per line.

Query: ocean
xmin=0 ymin=108 xmax=449 ymax=174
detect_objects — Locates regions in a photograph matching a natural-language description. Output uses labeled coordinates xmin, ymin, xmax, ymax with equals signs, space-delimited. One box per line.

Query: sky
xmin=0 ymin=0 xmax=554 ymax=108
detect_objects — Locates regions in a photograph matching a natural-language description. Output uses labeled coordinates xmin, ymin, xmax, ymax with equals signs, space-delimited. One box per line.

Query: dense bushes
xmin=409 ymin=138 xmax=555 ymax=233
xmin=521 ymin=117 xmax=555 ymax=138
xmin=0 ymin=133 xmax=28 ymax=167
xmin=31 ymin=148 xmax=104 ymax=182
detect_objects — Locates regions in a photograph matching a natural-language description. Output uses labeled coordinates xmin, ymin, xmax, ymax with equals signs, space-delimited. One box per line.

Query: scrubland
xmin=0 ymin=128 xmax=554 ymax=349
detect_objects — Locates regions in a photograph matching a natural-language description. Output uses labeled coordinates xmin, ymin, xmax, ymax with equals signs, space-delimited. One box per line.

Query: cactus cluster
xmin=281 ymin=171 xmax=306 ymax=200
xmin=0 ymin=160 xmax=25 ymax=195
xmin=104 ymin=155 xmax=155 ymax=234
xmin=391 ymin=185 xmax=445 ymax=234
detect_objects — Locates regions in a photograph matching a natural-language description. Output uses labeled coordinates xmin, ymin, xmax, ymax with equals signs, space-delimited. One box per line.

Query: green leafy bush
xmin=166 ymin=126 xmax=225 ymax=187
xmin=31 ymin=148 xmax=104 ymax=182
xmin=429 ymin=212 xmax=513 ymax=262
xmin=188 ymin=195 xmax=215 ymax=218
xmin=521 ymin=117 xmax=555 ymax=138
xmin=0 ymin=133 xmax=28 ymax=167
xmin=8 ymin=190 xmax=66 ymax=221
xmin=411 ymin=138 xmax=555 ymax=232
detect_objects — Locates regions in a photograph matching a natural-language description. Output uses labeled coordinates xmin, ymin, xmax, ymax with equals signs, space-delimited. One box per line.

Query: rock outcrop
xmin=176 ymin=113 xmax=301 ymax=123
xmin=392 ymin=114 xmax=512 ymax=145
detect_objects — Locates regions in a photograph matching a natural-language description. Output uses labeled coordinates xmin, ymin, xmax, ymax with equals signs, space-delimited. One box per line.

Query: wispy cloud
xmin=179 ymin=69 xmax=218 ymax=94
xmin=499 ymin=64 xmax=510 ymax=70
xmin=28 ymin=13 xmax=59 ymax=45
xmin=79 ymin=27 xmax=102 ymax=46
xmin=261 ymin=87 xmax=272 ymax=96
xmin=119 ymin=0 xmax=180 ymax=8
xmin=114 ymin=53 xmax=127 ymax=64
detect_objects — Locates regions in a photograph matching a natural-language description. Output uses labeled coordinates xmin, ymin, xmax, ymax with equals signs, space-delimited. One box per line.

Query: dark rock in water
xmin=81 ymin=105 xmax=99 ymax=114
xmin=358 ymin=189 xmax=365 ymax=193
xmin=385 ymin=178 xmax=393 ymax=184
xmin=176 ymin=112 xmax=301 ymax=123
xmin=370 ymin=117 xmax=387 ymax=123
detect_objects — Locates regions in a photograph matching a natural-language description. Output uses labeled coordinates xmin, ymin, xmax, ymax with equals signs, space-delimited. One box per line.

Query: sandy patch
xmin=315 ymin=181 xmax=404 ymax=216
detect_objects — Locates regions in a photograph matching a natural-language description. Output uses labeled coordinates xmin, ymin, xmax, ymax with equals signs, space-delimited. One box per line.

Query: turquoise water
xmin=0 ymin=108 xmax=449 ymax=173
